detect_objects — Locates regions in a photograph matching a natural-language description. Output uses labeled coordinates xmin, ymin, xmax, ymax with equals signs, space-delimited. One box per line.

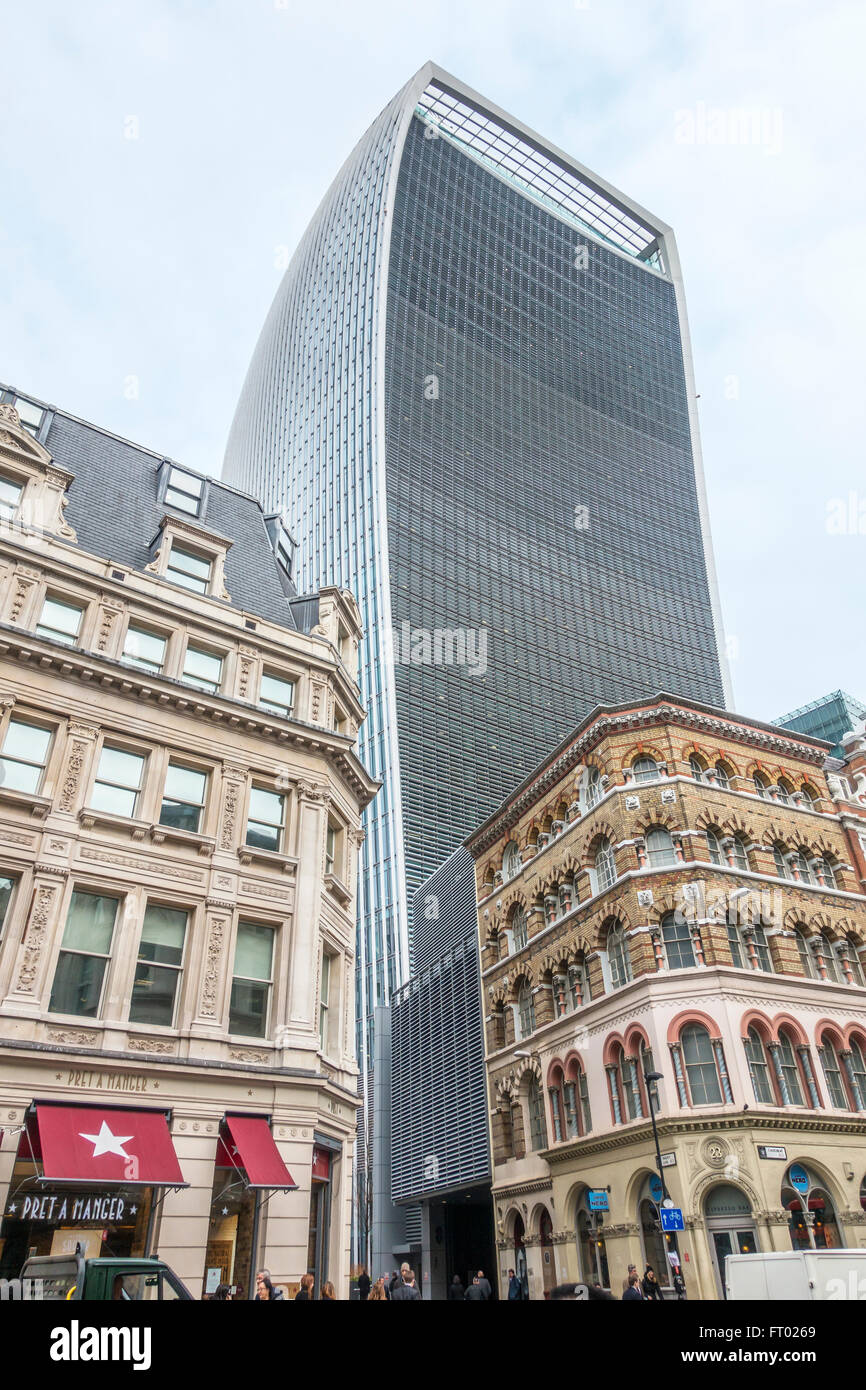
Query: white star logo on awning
xmin=79 ymin=1121 xmax=134 ymax=1158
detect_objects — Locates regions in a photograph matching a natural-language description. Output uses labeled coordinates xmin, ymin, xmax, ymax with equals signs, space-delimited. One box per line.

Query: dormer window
xmin=0 ymin=473 xmax=23 ymax=520
xmin=164 ymin=465 xmax=204 ymax=517
xmin=10 ymin=396 xmax=45 ymax=437
xmin=166 ymin=544 xmax=212 ymax=594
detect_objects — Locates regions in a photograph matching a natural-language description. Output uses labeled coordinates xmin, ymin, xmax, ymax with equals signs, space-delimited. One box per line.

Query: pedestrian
xmin=369 ymin=1279 xmax=387 ymax=1301
xmin=622 ymin=1272 xmax=643 ymax=1301
xmin=389 ymin=1268 xmax=401 ymax=1296
xmin=464 ymin=1276 xmax=485 ymax=1302
xmin=672 ymin=1271 xmax=687 ymax=1300
xmin=320 ymin=1281 xmax=336 ymax=1300
xmin=357 ymin=1268 xmax=371 ymax=1301
xmin=507 ymin=1268 xmax=523 ymax=1301
xmin=255 ymin=1270 xmax=283 ymax=1301
xmin=448 ymin=1273 xmax=465 ymax=1301
xmin=476 ymin=1269 xmax=492 ymax=1300
xmin=621 ymin=1262 xmax=638 ymax=1294
xmin=211 ymin=1283 xmax=232 ymax=1301
xmin=294 ymin=1273 xmax=314 ymax=1301
xmin=642 ymin=1265 xmax=663 ymax=1301
xmin=391 ymin=1267 xmax=422 ymax=1301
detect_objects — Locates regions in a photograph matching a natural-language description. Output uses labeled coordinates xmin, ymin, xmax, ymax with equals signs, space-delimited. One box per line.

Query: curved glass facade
xmin=223 ymin=65 xmax=729 ymax=1238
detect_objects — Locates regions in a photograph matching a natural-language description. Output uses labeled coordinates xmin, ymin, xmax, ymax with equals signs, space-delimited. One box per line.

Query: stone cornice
xmin=0 ymin=623 xmax=379 ymax=807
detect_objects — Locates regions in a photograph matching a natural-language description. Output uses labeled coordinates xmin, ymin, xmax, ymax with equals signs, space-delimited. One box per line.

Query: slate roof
xmin=1 ymin=382 xmax=306 ymax=631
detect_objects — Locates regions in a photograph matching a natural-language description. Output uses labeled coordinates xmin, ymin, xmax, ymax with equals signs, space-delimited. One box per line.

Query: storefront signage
xmin=758 ymin=1145 xmax=788 ymax=1161
xmin=660 ymin=1152 xmax=677 ymax=1168
xmin=588 ymin=1189 xmax=609 ymax=1212
xmin=63 ymin=1070 xmax=151 ymax=1093
xmin=7 ymin=1191 xmax=135 ymax=1223
xmin=649 ymin=1174 xmax=664 ymax=1204
xmin=788 ymin=1163 xmax=809 ymax=1194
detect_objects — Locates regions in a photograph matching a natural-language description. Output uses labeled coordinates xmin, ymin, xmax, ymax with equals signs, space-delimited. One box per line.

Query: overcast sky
xmin=3 ymin=0 xmax=864 ymax=725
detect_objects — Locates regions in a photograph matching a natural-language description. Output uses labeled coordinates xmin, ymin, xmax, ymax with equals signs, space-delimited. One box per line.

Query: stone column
xmin=156 ymin=1118 xmax=219 ymax=1298
xmin=282 ymin=780 xmax=328 ymax=1057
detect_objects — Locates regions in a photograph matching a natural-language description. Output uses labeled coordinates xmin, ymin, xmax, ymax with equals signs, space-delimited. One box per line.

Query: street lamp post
xmin=644 ymin=1070 xmax=668 ymax=1202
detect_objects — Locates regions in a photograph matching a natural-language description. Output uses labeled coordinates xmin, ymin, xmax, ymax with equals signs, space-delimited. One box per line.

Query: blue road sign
xmin=788 ymin=1164 xmax=809 ymax=1194
xmin=588 ymin=1189 xmax=609 ymax=1212
xmin=649 ymin=1174 xmax=664 ymax=1204
xmin=660 ymin=1207 xmax=684 ymax=1232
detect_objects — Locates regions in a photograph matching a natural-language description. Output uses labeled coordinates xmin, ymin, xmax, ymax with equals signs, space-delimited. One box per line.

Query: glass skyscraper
xmin=223 ymin=63 xmax=730 ymax=1257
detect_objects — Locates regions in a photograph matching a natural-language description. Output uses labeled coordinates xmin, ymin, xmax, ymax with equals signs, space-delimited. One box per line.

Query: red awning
xmin=219 ymin=1115 xmax=296 ymax=1190
xmin=30 ymin=1104 xmax=186 ymax=1187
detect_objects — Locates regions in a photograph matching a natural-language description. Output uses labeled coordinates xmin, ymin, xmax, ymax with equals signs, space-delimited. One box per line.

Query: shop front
xmin=306 ymin=1137 xmax=341 ymax=1298
xmin=203 ymin=1114 xmax=296 ymax=1299
xmin=0 ymin=1100 xmax=185 ymax=1280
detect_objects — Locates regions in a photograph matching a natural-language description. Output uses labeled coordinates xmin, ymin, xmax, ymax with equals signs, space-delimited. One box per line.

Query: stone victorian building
xmin=0 ymin=386 xmax=377 ymax=1297
xmin=466 ymin=694 xmax=866 ymax=1300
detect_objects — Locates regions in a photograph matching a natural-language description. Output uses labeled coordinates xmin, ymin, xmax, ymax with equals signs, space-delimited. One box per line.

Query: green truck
xmin=20 ymin=1249 xmax=194 ymax=1300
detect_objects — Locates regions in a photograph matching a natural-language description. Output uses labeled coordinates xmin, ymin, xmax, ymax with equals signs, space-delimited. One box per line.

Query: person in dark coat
xmin=391 ymin=1268 xmax=422 ymax=1301
xmin=294 ymin=1273 xmax=314 ymax=1301
xmin=448 ymin=1274 xmax=465 ymax=1301
xmin=464 ymin=1276 xmax=485 ymax=1301
xmin=255 ymin=1270 xmax=284 ymax=1301
xmin=357 ymin=1269 xmax=371 ymax=1301
xmin=622 ymin=1273 xmax=643 ymax=1301
xmin=642 ymin=1265 xmax=663 ymax=1301
xmin=507 ymin=1269 xmax=523 ymax=1301
xmin=476 ymin=1270 xmax=492 ymax=1300
xmin=389 ymin=1269 xmax=401 ymax=1296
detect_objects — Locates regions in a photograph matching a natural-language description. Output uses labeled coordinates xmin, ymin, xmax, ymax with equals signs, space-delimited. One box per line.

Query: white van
xmin=726 ymin=1249 xmax=866 ymax=1300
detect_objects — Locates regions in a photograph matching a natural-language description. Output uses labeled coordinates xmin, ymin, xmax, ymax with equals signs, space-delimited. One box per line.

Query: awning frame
xmin=218 ymin=1113 xmax=297 ymax=1193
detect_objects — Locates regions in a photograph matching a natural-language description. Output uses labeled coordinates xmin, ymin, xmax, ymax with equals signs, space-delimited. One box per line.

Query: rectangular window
xmin=182 ymin=645 xmax=223 ymax=694
xmin=90 ymin=746 xmax=146 ymax=818
xmin=319 ymin=951 xmax=331 ymax=1051
xmin=325 ymin=823 xmax=337 ymax=875
xmin=129 ymin=904 xmax=187 ymax=1027
xmin=259 ymin=672 xmax=296 ymax=718
xmin=229 ymin=922 xmax=274 ymax=1037
xmin=164 ymin=467 xmax=204 ymax=517
xmin=0 ymin=875 xmax=15 ymax=941
xmin=49 ymin=891 xmax=118 ymax=1018
xmin=13 ymin=397 xmax=44 ymax=436
xmin=0 ymin=473 xmax=23 ymax=520
xmin=36 ymin=597 xmax=84 ymax=646
xmin=165 ymin=545 xmax=211 ymax=594
xmin=245 ymin=788 xmax=284 ymax=853
xmin=160 ymin=763 xmax=207 ymax=833
xmin=122 ymin=625 xmax=167 ymax=674
xmin=0 ymin=719 xmax=53 ymax=793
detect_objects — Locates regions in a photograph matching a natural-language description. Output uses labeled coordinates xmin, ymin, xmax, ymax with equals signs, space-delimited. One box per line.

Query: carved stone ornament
xmin=127 ymin=1037 xmax=176 ymax=1054
xmin=16 ymin=883 xmax=58 ymax=991
xmin=58 ymin=741 xmax=90 ymax=813
xmin=220 ymin=781 xmax=240 ymax=851
xmin=200 ymin=915 xmax=226 ymax=1017
xmin=46 ymin=1027 xmax=97 ymax=1045
xmin=297 ymin=778 xmax=328 ymax=802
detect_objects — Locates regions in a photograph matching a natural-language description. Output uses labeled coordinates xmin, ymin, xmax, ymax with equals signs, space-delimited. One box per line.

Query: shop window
xmin=0 ymin=718 xmax=53 ymax=794
xmin=36 ymin=596 xmax=84 ymax=646
xmin=90 ymin=746 xmax=146 ymax=819
xmin=48 ymin=891 xmax=119 ymax=1018
xmin=129 ymin=904 xmax=188 ymax=1027
xmin=160 ymin=762 xmax=207 ymax=833
xmin=229 ymin=922 xmax=274 ymax=1037
xmin=259 ymin=671 xmax=296 ymax=718
xmin=182 ymin=644 xmax=223 ymax=694
xmin=122 ymin=624 xmax=167 ymax=674
xmin=246 ymin=788 xmax=285 ymax=853
xmin=165 ymin=544 xmax=212 ymax=595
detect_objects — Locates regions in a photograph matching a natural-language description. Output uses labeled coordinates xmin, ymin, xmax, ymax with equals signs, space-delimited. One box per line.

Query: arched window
xmin=706 ymin=828 xmax=723 ymax=865
xmin=605 ymin=921 xmax=632 ymax=991
xmin=727 ymin=923 xmax=773 ymax=973
xmin=751 ymin=926 xmax=773 ymax=972
xmin=595 ymin=837 xmax=617 ymax=892
xmin=516 ymin=981 xmax=535 ymax=1039
xmin=793 ymin=849 xmax=814 ymax=885
xmin=753 ymin=772 xmax=769 ymax=798
xmin=562 ymin=1061 xmax=591 ymax=1138
xmin=714 ymin=762 xmax=733 ymax=789
xmin=729 ymin=835 xmax=749 ymax=871
xmin=777 ymin=778 xmax=795 ymax=805
xmin=616 ymin=1046 xmax=643 ymax=1121
xmin=639 ymin=1040 xmax=659 ymax=1113
xmin=567 ymin=959 xmax=591 ymax=1009
xmin=813 ymin=932 xmax=841 ymax=983
xmin=585 ymin=766 xmax=602 ymax=809
xmin=800 ymin=783 xmax=818 ymax=805
xmin=661 ymin=911 xmax=696 ymax=970
xmin=777 ymin=1030 xmax=805 ymax=1105
xmin=796 ymin=929 xmax=818 ymax=979
xmin=849 ymin=1039 xmax=866 ymax=1109
xmin=503 ymin=840 xmax=521 ymax=882
xmin=773 ymin=843 xmax=791 ymax=879
xmin=548 ymin=1066 xmax=566 ymax=1143
xmin=681 ymin=1024 xmax=724 ymax=1105
xmin=511 ymin=906 xmax=528 ymax=952
xmin=814 ymin=858 xmax=838 ymax=889
xmin=527 ymin=1076 xmax=546 ymax=1150
xmin=844 ymin=939 xmax=866 ymax=986
xmin=689 ymin=755 xmax=706 ymax=782
xmin=744 ymin=1027 xmax=775 ymax=1104
xmin=632 ymin=756 xmax=659 ymax=784
xmin=645 ymin=826 xmax=676 ymax=868
xmin=818 ymin=1033 xmax=850 ymax=1109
